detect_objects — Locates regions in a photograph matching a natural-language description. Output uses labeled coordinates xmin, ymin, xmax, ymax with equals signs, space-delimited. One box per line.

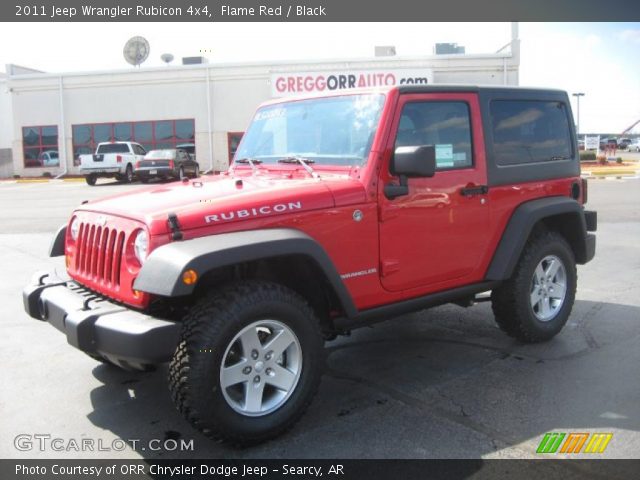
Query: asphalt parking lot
xmin=0 ymin=176 xmax=639 ymax=461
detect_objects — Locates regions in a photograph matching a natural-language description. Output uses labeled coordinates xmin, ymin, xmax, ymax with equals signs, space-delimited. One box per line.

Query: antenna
xmin=160 ymin=53 xmax=174 ymax=65
xmin=123 ymin=36 xmax=150 ymax=67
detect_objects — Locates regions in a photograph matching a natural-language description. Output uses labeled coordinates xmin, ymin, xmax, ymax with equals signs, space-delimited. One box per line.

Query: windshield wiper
xmin=234 ymin=157 xmax=262 ymax=175
xmin=277 ymin=156 xmax=319 ymax=179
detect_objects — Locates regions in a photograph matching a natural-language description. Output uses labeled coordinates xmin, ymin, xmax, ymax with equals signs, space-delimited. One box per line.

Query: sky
xmin=0 ymin=22 xmax=638 ymax=134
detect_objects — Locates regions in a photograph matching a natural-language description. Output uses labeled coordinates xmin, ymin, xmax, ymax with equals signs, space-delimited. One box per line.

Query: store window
xmin=23 ymin=125 xmax=59 ymax=168
xmin=227 ymin=132 xmax=244 ymax=163
xmin=72 ymin=119 xmax=195 ymax=162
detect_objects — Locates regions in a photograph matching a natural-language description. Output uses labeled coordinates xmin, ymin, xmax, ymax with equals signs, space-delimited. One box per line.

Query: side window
xmin=133 ymin=144 xmax=146 ymax=155
xmin=395 ymin=101 xmax=473 ymax=170
xmin=490 ymin=100 xmax=573 ymax=165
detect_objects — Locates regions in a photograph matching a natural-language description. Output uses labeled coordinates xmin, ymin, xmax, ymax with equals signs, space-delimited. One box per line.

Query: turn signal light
xmin=182 ymin=269 xmax=198 ymax=285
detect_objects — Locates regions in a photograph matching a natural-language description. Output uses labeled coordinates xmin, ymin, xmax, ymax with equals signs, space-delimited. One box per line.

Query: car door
xmin=378 ymin=92 xmax=491 ymax=293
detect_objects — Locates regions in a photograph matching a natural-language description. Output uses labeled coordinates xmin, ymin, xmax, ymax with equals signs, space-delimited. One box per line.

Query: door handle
xmin=460 ymin=185 xmax=489 ymax=197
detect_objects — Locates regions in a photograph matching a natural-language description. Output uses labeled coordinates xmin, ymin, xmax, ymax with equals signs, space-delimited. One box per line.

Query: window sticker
xmin=254 ymin=108 xmax=287 ymax=121
xmin=435 ymin=144 xmax=454 ymax=168
xmin=452 ymin=152 xmax=467 ymax=162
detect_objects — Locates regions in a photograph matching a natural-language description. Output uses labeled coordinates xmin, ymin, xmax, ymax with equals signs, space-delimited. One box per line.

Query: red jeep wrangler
xmin=24 ymin=86 xmax=597 ymax=445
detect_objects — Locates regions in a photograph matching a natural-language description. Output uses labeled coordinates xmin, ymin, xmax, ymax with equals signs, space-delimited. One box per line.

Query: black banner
xmin=3 ymin=0 xmax=640 ymax=22
xmin=3 ymin=459 xmax=640 ymax=480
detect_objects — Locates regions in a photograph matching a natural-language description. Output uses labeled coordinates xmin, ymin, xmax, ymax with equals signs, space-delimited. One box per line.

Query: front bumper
xmin=23 ymin=271 xmax=181 ymax=369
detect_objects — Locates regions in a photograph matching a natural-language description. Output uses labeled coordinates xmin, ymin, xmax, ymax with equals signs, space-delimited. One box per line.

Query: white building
xmin=0 ymin=34 xmax=519 ymax=178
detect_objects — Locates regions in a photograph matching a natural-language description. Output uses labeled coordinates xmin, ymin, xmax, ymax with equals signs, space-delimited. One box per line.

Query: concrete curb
xmin=581 ymin=169 xmax=639 ymax=179
xmin=0 ymin=177 xmax=87 ymax=184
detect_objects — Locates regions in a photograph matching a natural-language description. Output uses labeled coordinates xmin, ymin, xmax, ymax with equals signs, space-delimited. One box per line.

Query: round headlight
xmin=134 ymin=230 xmax=149 ymax=264
xmin=70 ymin=217 xmax=80 ymax=241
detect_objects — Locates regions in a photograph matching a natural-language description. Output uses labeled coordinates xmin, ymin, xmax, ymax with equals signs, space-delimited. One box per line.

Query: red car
xmin=25 ymin=85 xmax=596 ymax=445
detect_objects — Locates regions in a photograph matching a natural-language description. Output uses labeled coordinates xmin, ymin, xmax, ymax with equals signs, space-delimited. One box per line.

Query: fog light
xmin=182 ymin=269 xmax=198 ymax=285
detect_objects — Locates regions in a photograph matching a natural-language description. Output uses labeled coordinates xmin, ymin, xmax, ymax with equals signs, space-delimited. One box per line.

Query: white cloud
xmin=617 ymin=29 xmax=640 ymax=44
xmin=585 ymin=34 xmax=601 ymax=48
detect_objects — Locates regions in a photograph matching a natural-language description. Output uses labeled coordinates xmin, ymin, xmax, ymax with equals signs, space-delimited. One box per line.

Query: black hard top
xmin=398 ymin=84 xmax=567 ymax=97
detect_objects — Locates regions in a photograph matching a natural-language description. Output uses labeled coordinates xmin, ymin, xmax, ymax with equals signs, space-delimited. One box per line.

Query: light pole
xmin=572 ymin=93 xmax=585 ymax=135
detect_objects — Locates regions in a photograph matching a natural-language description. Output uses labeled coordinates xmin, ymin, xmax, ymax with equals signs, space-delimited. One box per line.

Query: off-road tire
xmin=168 ymin=281 xmax=324 ymax=446
xmin=491 ymin=230 xmax=577 ymax=343
xmin=85 ymin=174 xmax=97 ymax=186
xmin=124 ymin=164 xmax=134 ymax=183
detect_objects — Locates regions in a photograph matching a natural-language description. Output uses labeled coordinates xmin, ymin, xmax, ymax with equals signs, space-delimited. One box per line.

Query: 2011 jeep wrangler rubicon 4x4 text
xmin=24 ymin=86 xmax=596 ymax=445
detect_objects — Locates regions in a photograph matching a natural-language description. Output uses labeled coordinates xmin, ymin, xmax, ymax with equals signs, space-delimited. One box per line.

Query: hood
xmin=76 ymin=171 xmax=367 ymax=235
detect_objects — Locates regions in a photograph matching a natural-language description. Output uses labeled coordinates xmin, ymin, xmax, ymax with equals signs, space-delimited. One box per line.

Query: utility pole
xmin=572 ymin=93 xmax=585 ymax=135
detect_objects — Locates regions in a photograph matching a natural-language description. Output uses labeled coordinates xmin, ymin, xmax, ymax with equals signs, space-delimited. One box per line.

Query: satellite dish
xmin=123 ymin=36 xmax=150 ymax=67
xmin=161 ymin=53 xmax=174 ymax=65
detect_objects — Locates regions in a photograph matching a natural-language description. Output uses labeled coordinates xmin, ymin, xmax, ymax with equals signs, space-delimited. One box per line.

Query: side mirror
xmin=385 ymin=145 xmax=436 ymax=199
xmin=391 ymin=145 xmax=436 ymax=178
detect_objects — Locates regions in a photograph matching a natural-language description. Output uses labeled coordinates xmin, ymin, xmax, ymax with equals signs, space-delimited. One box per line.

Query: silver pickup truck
xmin=79 ymin=142 xmax=146 ymax=185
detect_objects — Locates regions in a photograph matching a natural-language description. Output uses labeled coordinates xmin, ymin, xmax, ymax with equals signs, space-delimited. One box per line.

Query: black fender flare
xmin=485 ymin=196 xmax=590 ymax=281
xmin=49 ymin=224 xmax=66 ymax=257
xmin=133 ymin=228 xmax=357 ymax=317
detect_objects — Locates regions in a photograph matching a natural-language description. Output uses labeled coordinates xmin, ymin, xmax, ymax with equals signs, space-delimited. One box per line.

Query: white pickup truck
xmin=79 ymin=142 xmax=147 ymax=186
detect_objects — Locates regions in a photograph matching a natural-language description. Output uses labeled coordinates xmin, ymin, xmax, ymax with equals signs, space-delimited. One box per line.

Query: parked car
xmin=135 ymin=148 xmax=199 ymax=182
xmin=38 ymin=150 xmax=59 ymax=167
xmin=628 ymin=141 xmax=640 ymax=152
xmin=24 ymin=85 xmax=597 ymax=446
xmin=617 ymin=138 xmax=632 ymax=150
xmin=79 ymin=142 xmax=146 ymax=185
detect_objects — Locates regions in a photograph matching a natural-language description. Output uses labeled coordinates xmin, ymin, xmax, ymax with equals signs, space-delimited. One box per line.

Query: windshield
xmin=235 ymin=94 xmax=385 ymax=167
xmin=97 ymin=143 xmax=130 ymax=154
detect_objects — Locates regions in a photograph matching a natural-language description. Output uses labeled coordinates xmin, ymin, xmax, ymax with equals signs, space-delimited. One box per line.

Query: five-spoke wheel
xmin=220 ymin=320 xmax=302 ymax=416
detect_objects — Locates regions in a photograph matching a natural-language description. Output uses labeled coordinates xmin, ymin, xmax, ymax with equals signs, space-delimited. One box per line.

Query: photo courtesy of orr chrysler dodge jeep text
xmin=24 ymin=85 xmax=597 ymax=445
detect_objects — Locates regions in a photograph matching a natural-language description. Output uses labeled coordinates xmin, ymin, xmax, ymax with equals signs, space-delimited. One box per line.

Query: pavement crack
xmin=576 ymin=302 xmax=602 ymax=349
xmin=324 ymin=365 xmax=512 ymax=451
xmin=433 ymin=385 xmax=470 ymax=418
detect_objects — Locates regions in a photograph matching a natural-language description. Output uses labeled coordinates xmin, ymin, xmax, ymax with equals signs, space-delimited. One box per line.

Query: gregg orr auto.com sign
xmin=271 ymin=68 xmax=434 ymax=96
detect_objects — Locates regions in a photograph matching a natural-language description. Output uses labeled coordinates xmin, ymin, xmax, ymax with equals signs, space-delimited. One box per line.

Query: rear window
xmin=177 ymin=144 xmax=195 ymax=154
xmin=490 ymin=100 xmax=573 ymax=165
xmin=96 ymin=143 xmax=130 ymax=154
xmin=146 ymin=149 xmax=176 ymax=158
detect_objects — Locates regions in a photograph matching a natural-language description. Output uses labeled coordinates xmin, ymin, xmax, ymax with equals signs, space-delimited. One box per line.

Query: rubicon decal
xmin=204 ymin=202 xmax=303 ymax=223
xmin=536 ymin=432 xmax=613 ymax=454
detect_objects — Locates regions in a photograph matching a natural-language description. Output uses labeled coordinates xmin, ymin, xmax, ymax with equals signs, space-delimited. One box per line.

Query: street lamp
xmin=572 ymin=93 xmax=585 ymax=135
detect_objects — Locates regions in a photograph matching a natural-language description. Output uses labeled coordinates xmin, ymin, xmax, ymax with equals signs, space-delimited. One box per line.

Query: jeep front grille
xmin=74 ymin=223 xmax=125 ymax=287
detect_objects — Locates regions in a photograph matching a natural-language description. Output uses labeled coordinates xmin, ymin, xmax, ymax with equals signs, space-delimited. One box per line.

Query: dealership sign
xmin=271 ymin=68 xmax=434 ymax=97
